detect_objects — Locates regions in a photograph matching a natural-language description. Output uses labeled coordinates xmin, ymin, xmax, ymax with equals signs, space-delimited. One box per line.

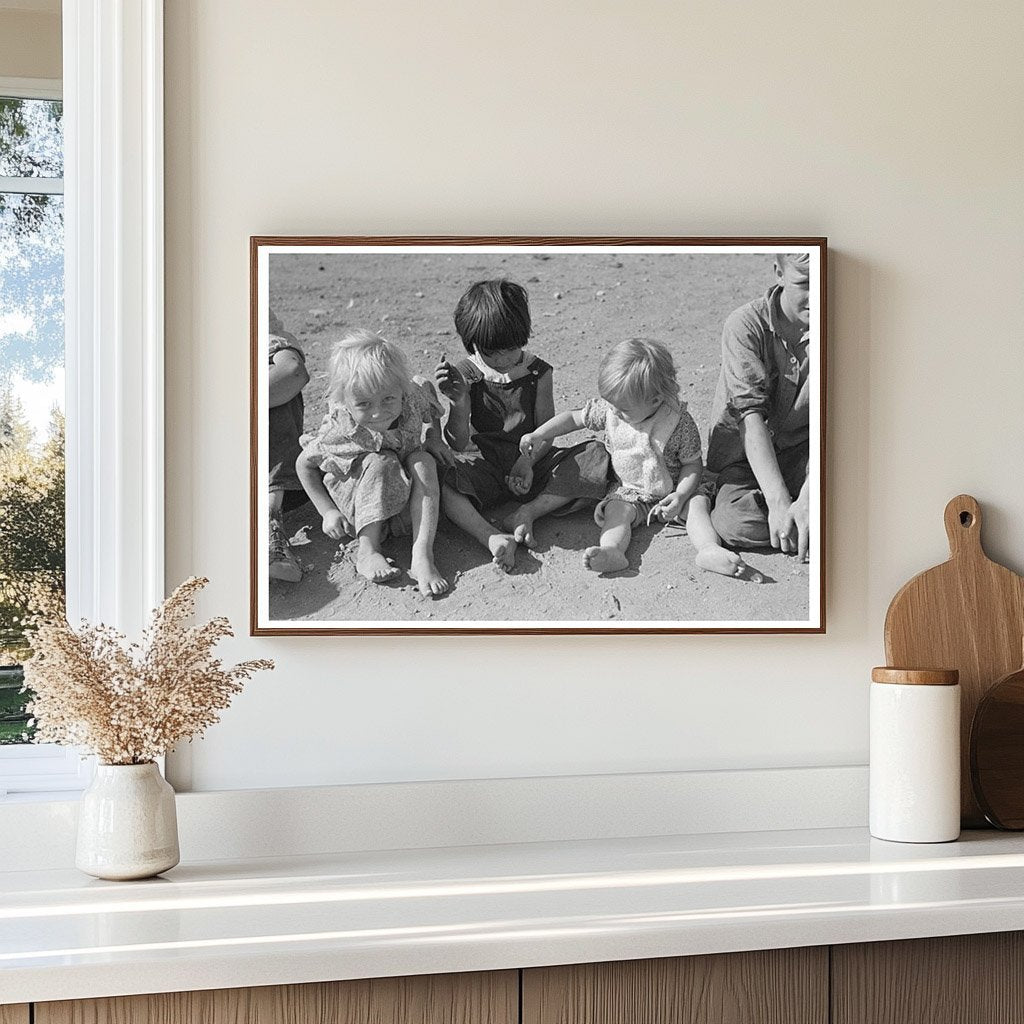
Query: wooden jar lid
xmin=871 ymin=667 xmax=960 ymax=686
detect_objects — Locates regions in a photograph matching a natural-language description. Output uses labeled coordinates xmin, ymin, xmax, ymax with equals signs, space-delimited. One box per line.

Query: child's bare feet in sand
xmin=583 ymin=545 xmax=629 ymax=574
xmin=488 ymin=533 xmax=518 ymax=572
xmin=356 ymin=542 xmax=401 ymax=584
xmin=695 ymin=543 xmax=764 ymax=583
xmin=410 ymin=551 xmax=449 ymax=597
xmin=502 ymin=509 xmax=538 ymax=549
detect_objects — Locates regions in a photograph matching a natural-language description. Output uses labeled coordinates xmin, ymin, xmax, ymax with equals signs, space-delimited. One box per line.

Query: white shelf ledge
xmin=4 ymin=826 xmax=1024 ymax=1004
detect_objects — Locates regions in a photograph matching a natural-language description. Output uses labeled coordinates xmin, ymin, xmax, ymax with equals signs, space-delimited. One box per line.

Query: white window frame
xmin=0 ymin=0 xmax=164 ymax=797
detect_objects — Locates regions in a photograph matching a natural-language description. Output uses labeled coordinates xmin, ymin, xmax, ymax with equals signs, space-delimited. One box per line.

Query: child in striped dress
xmin=296 ymin=330 xmax=451 ymax=596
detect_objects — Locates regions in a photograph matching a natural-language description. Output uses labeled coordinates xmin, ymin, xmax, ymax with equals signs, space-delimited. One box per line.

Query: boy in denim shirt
xmin=706 ymin=253 xmax=812 ymax=561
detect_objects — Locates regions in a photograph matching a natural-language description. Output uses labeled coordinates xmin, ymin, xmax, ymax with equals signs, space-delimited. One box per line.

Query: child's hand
xmin=507 ymin=455 xmax=534 ymax=496
xmin=768 ymin=497 xmax=798 ymax=555
xmin=651 ymin=493 xmax=686 ymax=524
xmin=424 ymin=436 xmax=457 ymax=469
xmin=519 ymin=432 xmax=538 ymax=459
xmin=321 ymin=509 xmax=346 ymax=540
xmin=774 ymin=492 xmax=810 ymax=561
xmin=435 ymin=354 xmax=468 ymax=403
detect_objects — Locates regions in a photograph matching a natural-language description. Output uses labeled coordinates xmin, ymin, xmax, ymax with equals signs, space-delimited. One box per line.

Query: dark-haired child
xmin=435 ymin=279 xmax=609 ymax=571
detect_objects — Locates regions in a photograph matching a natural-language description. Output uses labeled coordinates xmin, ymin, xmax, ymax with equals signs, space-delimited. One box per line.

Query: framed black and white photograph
xmin=251 ymin=237 xmax=826 ymax=635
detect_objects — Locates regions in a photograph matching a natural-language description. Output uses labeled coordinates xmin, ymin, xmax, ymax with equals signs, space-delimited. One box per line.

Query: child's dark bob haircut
xmin=453 ymin=279 xmax=532 ymax=355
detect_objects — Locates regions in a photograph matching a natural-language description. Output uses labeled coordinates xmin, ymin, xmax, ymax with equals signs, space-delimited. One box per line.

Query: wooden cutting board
xmin=970 ymin=651 xmax=1024 ymax=829
xmin=884 ymin=494 xmax=1024 ymax=826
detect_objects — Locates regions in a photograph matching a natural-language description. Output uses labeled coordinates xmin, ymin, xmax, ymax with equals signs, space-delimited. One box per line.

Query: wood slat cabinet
xmin=34 ymin=971 xmax=517 ymax=1024
xmin=831 ymin=932 xmax=1024 ymax=1024
xmin=13 ymin=933 xmax=1024 ymax=1024
xmin=522 ymin=948 xmax=828 ymax=1024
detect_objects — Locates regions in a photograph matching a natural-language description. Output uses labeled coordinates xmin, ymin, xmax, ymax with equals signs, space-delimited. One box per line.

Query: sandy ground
xmin=267 ymin=251 xmax=810 ymax=625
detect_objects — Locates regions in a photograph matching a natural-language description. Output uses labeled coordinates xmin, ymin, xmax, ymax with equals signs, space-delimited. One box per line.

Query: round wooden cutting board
xmin=970 ymin=655 xmax=1024 ymax=829
xmin=884 ymin=495 xmax=1024 ymax=827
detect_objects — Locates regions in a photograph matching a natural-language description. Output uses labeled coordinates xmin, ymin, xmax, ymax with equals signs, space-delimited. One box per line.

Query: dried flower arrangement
xmin=22 ymin=577 xmax=272 ymax=765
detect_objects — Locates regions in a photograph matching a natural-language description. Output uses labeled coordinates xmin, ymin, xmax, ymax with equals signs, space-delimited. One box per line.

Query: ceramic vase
xmin=76 ymin=762 xmax=180 ymax=880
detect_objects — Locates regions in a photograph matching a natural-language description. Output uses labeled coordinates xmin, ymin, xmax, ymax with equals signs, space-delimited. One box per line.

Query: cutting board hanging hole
xmin=944 ymin=494 xmax=982 ymax=555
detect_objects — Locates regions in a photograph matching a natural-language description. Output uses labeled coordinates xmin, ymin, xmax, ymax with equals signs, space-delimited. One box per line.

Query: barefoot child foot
xmin=580 ymin=498 xmax=634 ymax=574
xmin=410 ymin=551 xmax=450 ymax=596
xmin=488 ymin=532 xmax=518 ymax=572
xmin=583 ymin=545 xmax=629 ymax=574
xmin=686 ymin=494 xmax=764 ymax=582
xmin=355 ymin=522 xmax=401 ymax=583
xmin=502 ymin=509 xmax=538 ymax=549
xmin=695 ymin=543 xmax=764 ymax=583
xmin=356 ymin=538 xmax=401 ymax=583
xmin=441 ymin=484 xmax=519 ymax=573
xmin=502 ymin=492 xmax=573 ymax=549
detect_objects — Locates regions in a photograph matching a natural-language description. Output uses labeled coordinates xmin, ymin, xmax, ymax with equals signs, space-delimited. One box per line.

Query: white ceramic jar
xmin=870 ymin=667 xmax=961 ymax=843
xmin=76 ymin=762 xmax=180 ymax=880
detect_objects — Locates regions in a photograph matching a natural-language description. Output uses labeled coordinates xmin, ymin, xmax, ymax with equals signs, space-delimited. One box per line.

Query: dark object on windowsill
xmin=970 ymin=646 xmax=1024 ymax=829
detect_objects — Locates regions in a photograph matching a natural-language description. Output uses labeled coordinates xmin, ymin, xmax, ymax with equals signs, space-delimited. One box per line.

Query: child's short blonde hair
xmin=597 ymin=338 xmax=679 ymax=407
xmin=775 ymin=252 xmax=811 ymax=273
xmin=328 ymin=329 xmax=412 ymax=403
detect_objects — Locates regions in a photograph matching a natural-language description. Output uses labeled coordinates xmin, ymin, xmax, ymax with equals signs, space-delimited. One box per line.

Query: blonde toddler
xmin=521 ymin=338 xmax=760 ymax=580
xmin=296 ymin=330 xmax=451 ymax=596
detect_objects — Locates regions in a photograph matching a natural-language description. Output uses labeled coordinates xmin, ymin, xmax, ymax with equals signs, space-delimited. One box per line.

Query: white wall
xmin=164 ymin=1 xmax=1024 ymax=791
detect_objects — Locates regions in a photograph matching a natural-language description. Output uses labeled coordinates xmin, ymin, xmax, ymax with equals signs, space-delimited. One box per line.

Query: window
xmin=1 ymin=89 xmax=64 ymax=719
xmin=0 ymin=79 xmax=84 ymax=795
xmin=1 ymin=5 xmax=166 ymax=797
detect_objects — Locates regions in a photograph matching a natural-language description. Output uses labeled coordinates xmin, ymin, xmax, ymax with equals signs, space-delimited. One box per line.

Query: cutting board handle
xmin=944 ymin=494 xmax=983 ymax=558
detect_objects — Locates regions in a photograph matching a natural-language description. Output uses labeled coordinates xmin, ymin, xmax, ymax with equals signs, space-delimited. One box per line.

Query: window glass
xmin=0 ymin=97 xmax=63 ymax=178
xmin=0 ymin=97 xmax=65 ymax=746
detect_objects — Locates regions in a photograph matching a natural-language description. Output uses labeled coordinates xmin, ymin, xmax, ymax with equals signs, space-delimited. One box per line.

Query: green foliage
xmin=0 ymin=397 xmax=64 ymax=742
xmin=0 ymin=392 xmax=65 ymax=672
xmin=0 ymin=664 xmax=31 ymax=743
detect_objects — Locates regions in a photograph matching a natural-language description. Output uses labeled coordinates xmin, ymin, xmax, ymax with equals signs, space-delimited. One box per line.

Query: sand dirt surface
xmin=267 ymin=251 xmax=811 ymax=626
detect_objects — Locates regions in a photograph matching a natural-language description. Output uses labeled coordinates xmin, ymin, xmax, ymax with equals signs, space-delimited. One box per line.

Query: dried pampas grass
xmin=23 ymin=577 xmax=273 ymax=765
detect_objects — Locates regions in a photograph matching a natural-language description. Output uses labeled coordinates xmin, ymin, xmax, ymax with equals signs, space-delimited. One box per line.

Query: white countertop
xmin=4 ymin=826 xmax=1024 ymax=1004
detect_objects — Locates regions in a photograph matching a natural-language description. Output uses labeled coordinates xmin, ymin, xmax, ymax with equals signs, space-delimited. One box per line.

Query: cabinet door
xmin=36 ymin=971 xmax=518 ymax=1024
xmin=832 ymin=932 xmax=1024 ymax=1024
xmin=0 ymin=1007 xmax=29 ymax=1024
xmin=523 ymin=948 xmax=828 ymax=1024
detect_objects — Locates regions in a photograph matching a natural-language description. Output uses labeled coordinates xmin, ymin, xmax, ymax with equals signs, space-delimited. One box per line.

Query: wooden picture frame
xmin=251 ymin=236 xmax=826 ymax=635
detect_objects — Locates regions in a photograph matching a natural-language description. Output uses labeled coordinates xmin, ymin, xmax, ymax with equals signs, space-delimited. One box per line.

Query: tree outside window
xmin=0 ymin=94 xmax=65 ymax=744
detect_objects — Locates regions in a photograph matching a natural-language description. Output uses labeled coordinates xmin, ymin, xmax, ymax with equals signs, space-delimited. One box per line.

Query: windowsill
xmin=4 ymin=826 xmax=1024 ymax=1005
xmin=0 ymin=790 xmax=84 ymax=804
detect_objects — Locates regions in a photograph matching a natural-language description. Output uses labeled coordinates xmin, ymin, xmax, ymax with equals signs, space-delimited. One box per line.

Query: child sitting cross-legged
xmin=520 ymin=337 xmax=762 ymax=581
xmin=435 ymin=279 xmax=610 ymax=571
